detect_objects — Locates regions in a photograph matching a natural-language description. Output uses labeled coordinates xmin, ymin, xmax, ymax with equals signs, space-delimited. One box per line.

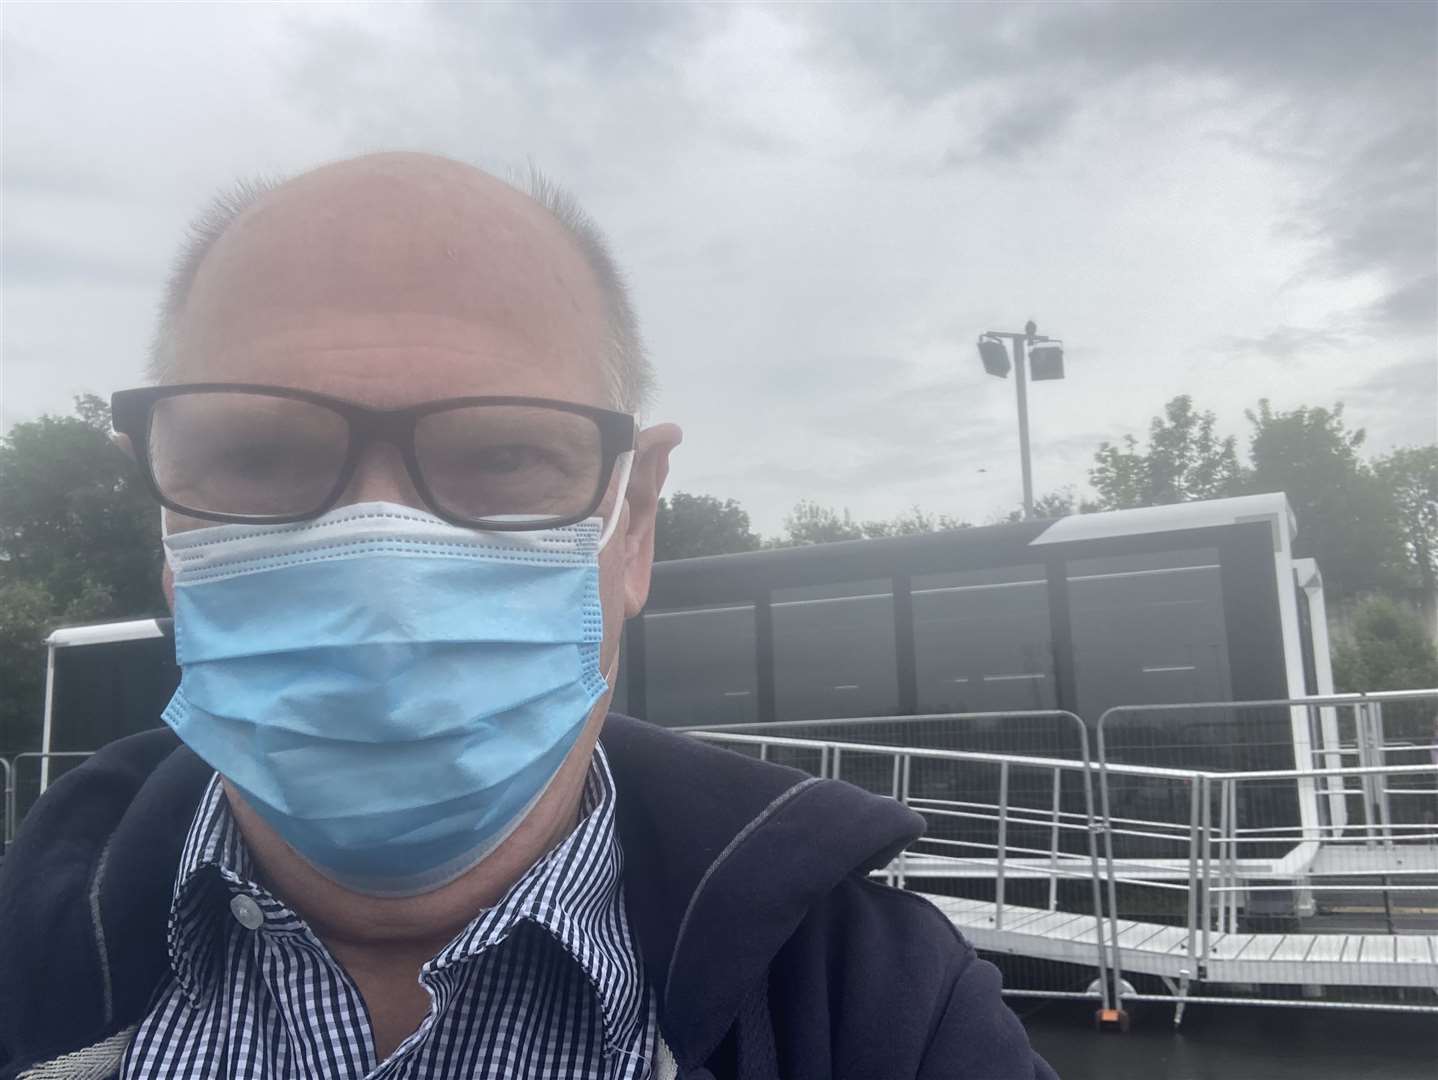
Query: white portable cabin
xmin=38 ymin=617 xmax=174 ymax=791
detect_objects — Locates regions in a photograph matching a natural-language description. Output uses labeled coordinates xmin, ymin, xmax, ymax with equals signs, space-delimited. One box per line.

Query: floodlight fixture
xmin=1029 ymin=340 xmax=1065 ymax=381
xmin=978 ymin=334 xmax=1012 ymax=378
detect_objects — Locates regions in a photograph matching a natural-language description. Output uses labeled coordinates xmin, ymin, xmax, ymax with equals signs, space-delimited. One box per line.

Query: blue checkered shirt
xmin=121 ymin=745 xmax=656 ymax=1078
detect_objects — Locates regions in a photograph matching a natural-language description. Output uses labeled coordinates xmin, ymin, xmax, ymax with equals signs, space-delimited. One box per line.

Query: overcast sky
xmin=3 ymin=1 xmax=1434 ymax=533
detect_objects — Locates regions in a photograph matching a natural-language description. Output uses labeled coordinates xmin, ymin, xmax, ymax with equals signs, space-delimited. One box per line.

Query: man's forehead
xmin=171 ymin=154 xmax=611 ymax=405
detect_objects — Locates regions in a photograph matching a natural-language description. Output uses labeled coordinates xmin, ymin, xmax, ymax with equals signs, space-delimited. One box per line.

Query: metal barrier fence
xmin=678 ymin=710 xmax=1101 ymax=1003
xmin=0 ymin=756 xmax=11 ymax=852
xmin=1095 ymin=691 xmax=1438 ymax=1021
xmin=685 ymin=722 xmax=1122 ymax=1012
xmin=1 ymin=751 xmax=95 ymax=847
xmin=678 ymin=710 xmax=1091 ymax=761
xmin=688 ymin=695 xmax=1438 ymax=1024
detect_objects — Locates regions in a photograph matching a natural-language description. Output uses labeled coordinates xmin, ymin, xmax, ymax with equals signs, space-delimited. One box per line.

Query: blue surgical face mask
xmin=161 ymin=498 xmax=622 ymax=896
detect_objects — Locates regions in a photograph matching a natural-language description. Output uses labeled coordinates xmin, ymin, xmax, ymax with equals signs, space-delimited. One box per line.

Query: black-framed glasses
xmin=111 ymin=384 xmax=637 ymax=529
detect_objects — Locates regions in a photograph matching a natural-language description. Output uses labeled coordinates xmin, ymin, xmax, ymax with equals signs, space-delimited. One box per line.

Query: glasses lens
xmin=149 ymin=392 xmax=349 ymax=517
xmin=415 ymin=405 xmax=604 ymax=525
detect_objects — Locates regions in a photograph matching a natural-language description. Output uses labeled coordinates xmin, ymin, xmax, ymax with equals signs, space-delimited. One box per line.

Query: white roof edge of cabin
xmin=46 ymin=617 xmax=168 ymax=648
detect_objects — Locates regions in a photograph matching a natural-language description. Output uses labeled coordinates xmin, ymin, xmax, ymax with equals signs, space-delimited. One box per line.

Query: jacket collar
xmin=598 ymin=716 xmax=923 ymax=1070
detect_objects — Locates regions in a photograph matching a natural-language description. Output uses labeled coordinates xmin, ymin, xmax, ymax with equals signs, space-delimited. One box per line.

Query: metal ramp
xmin=922 ymin=894 xmax=1438 ymax=989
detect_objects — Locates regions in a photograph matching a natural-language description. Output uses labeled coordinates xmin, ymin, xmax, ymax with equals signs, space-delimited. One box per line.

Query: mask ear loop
xmin=159 ymin=507 xmax=184 ymax=575
xmin=597 ymin=451 xmax=634 ymax=552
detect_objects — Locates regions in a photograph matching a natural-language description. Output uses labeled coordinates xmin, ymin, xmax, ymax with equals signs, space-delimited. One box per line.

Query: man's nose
xmin=338 ymin=439 xmax=427 ymax=509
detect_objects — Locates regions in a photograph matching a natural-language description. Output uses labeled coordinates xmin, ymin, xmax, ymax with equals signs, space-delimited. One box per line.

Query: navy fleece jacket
xmin=0 ymin=714 xmax=1056 ymax=1079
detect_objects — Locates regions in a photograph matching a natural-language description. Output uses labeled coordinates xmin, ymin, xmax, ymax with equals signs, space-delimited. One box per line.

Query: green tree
xmin=775 ymin=499 xmax=865 ymax=546
xmin=1373 ymin=446 xmax=1438 ymax=598
xmin=858 ymin=505 xmax=969 ymax=538
xmin=1332 ymin=595 xmax=1438 ymax=692
xmin=0 ymin=395 xmax=165 ymax=756
xmin=653 ymin=492 xmax=762 ymax=561
xmin=1000 ymin=488 xmax=1092 ymax=524
xmin=1242 ymin=400 xmax=1406 ymax=598
xmin=1089 ymin=395 xmax=1242 ymax=510
xmin=771 ymin=500 xmax=969 ymax=546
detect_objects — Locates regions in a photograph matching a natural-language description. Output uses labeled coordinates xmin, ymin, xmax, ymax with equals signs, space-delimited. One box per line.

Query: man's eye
xmin=223 ymin=445 xmax=290 ymax=475
xmin=472 ymin=444 xmax=546 ymax=474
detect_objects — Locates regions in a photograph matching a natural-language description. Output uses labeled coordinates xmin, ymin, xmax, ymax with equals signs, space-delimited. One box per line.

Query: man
xmin=0 ymin=153 xmax=1055 ymax=1080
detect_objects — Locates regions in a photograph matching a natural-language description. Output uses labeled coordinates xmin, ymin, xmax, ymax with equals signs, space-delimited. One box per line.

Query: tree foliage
xmin=0 ymin=395 xmax=165 ymax=755
xmin=1089 ymin=396 xmax=1241 ymax=510
xmin=775 ymin=499 xmax=865 ymax=546
xmin=1373 ymin=445 xmax=1438 ymax=594
xmin=773 ymin=500 xmax=968 ymax=547
xmin=1243 ymin=400 xmax=1406 ymax=597
xmin=857 ymin=505 xmax=970 ymax=539
xmin=1000 ymin=489 xmax=1088 ymax=524
xmin=1332 ymin=595 xmax=1438 ymax=693
xmin=653 ymin=492 xmax=762 ymax=561
xmin=1089 ymin=394 xmax=1428 ymax=600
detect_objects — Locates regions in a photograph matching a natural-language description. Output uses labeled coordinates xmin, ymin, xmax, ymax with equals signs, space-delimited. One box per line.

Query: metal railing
xmin=688 ymin=694 xmax=1438 ymax=1024
xmin=0 ymin=756 xmax=11 ymax=852
xmin=1092 ymin=691 xmax=1438 ymax=1021
xmin=686 ymin=717 xmax=1119 ymax=1010
xmin=2 ymin=751 xmax=96 ymax=846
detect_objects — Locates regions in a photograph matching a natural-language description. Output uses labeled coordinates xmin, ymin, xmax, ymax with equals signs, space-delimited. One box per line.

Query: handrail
xmin=0 ymin=757 xmax=12 ymax=850
xmin=5 ymin=751 xmax=96 ymax=845
xmin=691 ymin=708 xmax=1114 ymax=1011
xmin=1095 ymin=690 xmax=1438 ymax=1017
xmin=677 ymin=708 xmax=1107 ymax=731
xmin=691 ymin=694 xmax=1438 ymax=1023
xmin=688 ymin=729 xmax=1198 ymax=779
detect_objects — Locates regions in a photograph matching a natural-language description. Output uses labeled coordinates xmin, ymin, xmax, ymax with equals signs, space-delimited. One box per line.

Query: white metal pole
xmin=39 ymin=642 xmax=57 ymax=793
xmin=1012 ymin=336 xmax=1034 ymax=519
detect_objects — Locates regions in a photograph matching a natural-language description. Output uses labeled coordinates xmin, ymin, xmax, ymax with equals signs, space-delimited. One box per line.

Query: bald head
xmin=150 ymin=153 xmax=652 ymax=414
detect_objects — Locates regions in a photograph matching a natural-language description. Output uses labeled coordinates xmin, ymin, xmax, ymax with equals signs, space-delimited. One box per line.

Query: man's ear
xmin=622 ymin=423 xmax=682 ymax=619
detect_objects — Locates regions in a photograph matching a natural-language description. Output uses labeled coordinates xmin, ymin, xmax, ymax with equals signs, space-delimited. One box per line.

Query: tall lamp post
xmin=978 ymin=320 xmax=1065 ymax=519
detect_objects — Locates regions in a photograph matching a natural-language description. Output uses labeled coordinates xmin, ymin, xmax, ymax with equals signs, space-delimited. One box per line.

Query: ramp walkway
xmin=922 ymin=894 xmax=1438 ymax=989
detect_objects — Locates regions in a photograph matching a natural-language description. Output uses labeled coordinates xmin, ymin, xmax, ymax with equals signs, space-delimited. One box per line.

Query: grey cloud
xmin=440 ymin=0 xmax=701 ymax=71
xmin=1027 ymin=1 xmax=1432 ymax=95
xmin=1221 ymin=325 xmax=1350 ymax=363
xmin=1346 ymin=356 xmax=1438 ymax=410
xmin=1369 ymin=274 xmax=1438 ymax=330
xmin=943 ymin=95 xmax=1081 ymax=168
xmin=1303 ymin=134 xmax=1435 ymax=302
xmin=815 ymin=1 xmax=1434 ymax=106
xmin=278 ymin=4 xmax=776 ymax=200
xmin=809 ymin=1 xmax=1435 ymax=342
xmin=1342 ymin=355 xmax=1438 ymax=449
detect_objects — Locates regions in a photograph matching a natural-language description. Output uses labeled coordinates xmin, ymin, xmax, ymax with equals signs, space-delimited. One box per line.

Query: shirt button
xmin=230 ymin=894 xmax=264 ymax=931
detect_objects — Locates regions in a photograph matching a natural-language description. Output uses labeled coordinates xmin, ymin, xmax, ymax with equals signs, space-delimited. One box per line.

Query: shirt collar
xmin=166 ymin=774 xmax=250 ymax=1005
xmin=426 ymin=743 xmax=645 ymax=1052
xmin=166 ymin=745 xmax=645 ymax=1051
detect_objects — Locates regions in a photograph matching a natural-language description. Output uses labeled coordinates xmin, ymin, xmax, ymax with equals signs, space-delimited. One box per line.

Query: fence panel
xmin=0 ymin=757 xmax=11 ymax=853
xmin=5 ymin=751 xmax=96 ymax=845
xmin=686 ymin=721 xmax=1115 ymax=1009
xmin=1097 ymin=692 xmax=1438 ymax=1020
